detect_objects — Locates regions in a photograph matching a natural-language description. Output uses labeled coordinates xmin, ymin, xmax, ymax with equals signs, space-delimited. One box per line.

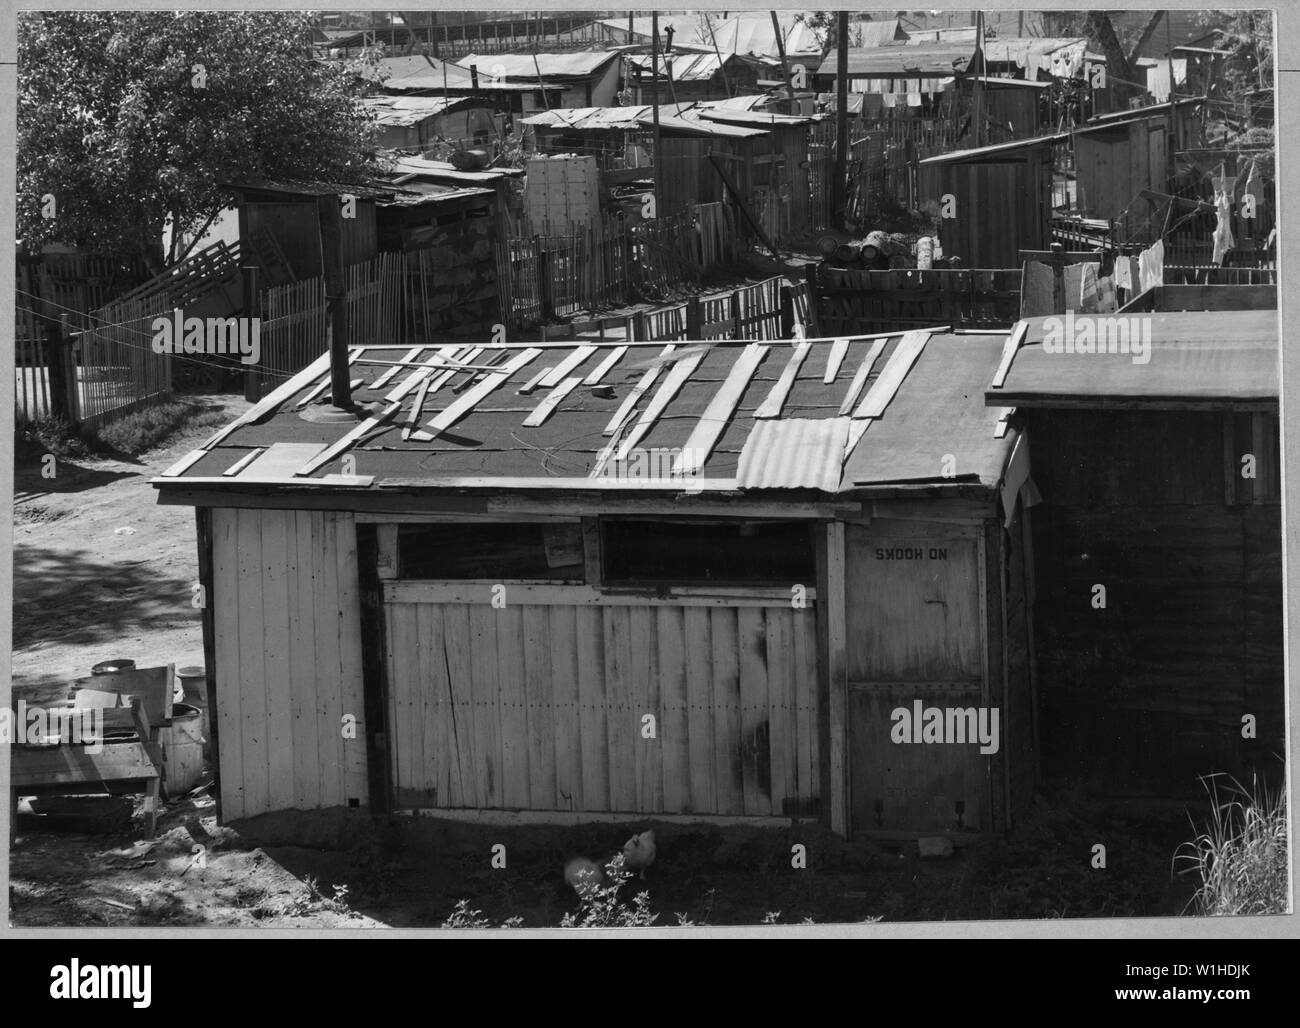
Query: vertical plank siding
xmin=384 ymin=594 xmax=820 ymax=817
xmin=211 ymin=508 xmax=368 ymax=819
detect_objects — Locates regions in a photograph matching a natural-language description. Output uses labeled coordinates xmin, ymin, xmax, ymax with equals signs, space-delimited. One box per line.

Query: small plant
xmin=441 ymin=899 xmax=493 ymax=929
xmin=1174 ymin=773 xmax=1288 ymax=916
xmin=560 ymin=853 xmax=659 ymax=929
xmin=762 ymin=910 xmax=782 ymax=925
xmin=18 ymin=415 xmax=92 ymax=459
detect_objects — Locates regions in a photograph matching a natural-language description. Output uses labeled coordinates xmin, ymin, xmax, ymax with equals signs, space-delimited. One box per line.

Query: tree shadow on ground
xmin=12 ymin=544 xmax=199 ymax=653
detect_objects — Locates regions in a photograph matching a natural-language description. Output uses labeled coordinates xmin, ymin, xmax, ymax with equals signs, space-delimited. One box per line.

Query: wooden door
xmin=844 ymin=524 xmax=991 ymax=835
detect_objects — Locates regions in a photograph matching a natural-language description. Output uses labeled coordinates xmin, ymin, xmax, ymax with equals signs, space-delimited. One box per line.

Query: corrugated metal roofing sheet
xmin=737 ymin=417 xmax=850 ymax=491
xmin=362 ymin=95 xmax=472 ymax=127
xmin=859 ymin=19 xmax=908 ymax=46
xmin=636 ymin=111 xmax=768 ymax=138
xmin=819 ymin=42 xmax=975 ymax=77
xmin=521 ymin=105 xmax=654 ymax=131
xmin=626 ymin=52 xmax=726 ymax=82
xmin=918 ymin=132 xmax=1066 ymax=164
xmin=456 ymin=50 xmax=620 ymax=80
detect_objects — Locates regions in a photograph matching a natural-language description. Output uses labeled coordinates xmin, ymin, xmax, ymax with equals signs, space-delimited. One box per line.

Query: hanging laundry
xmin=881 ymin=91 xmax=897 ymax=109
xmin=1138 ymin=239 xmax=1164 ymax=291
xmin=1113 ymin=254 xmax=1132 ymax=292
xmin=1062 ymin=262 xmax=1101 ymax=314
xmin=1020 ymin=261 xmax=1055 ymax=318
xmin=906 ymin=91 xmax=922 ymax=107
xmin=1095 ymin=275 xmax=1118 ymax=314
xmin=1211 ymin=188 xmax=1236 ymax=266
xmin=1240 ymin=159 xmax=1265 ymax=241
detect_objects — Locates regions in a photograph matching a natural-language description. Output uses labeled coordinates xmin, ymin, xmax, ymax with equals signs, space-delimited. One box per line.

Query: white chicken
xmin=622 ymin=829 xmax=656 ymax=879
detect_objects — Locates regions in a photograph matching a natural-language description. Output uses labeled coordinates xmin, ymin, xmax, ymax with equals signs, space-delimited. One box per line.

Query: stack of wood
xmin=820 ymin=230 xmax=962 ymax=271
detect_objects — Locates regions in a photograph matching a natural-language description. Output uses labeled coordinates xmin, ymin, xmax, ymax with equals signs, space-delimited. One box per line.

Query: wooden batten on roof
xmin=154 ymin=327 xmax=1019 ymax=506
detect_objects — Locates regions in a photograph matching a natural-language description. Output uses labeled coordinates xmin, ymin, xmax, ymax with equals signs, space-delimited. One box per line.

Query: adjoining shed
xmin=156 ymin=324 xmax=1037 ymax=841
xmin=361 ymin=95 xmax=498 ymax=150
xmin=987 ymin=304 xmax=1282 ymax=799
xmin=918 ymin=134 xmax=1063 ymax=268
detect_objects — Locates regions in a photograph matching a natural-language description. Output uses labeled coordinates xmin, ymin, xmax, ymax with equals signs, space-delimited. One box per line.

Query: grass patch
xmin=17 ymin=415 xmax=94 ymax=460
xmin=1175 ymin=774 xmax=1289 ymax=916
xmin=90 ymin=399 xmax=227 ymax=457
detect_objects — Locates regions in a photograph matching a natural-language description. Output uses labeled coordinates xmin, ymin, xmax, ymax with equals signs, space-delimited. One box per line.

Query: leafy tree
xmin=19 ymin=11 xmax=378 ymax=272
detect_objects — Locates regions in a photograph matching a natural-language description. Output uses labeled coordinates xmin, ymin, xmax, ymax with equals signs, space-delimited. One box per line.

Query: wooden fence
xmin=809 ymin=123 xmax=878 ymax=231
xmin=501 ymin=204 xmax=742 ymax=330
xmin=815 ymin=266 xmax=1022 ymax=335
xmin=74 ymin=294 xmax=174 ymax=431
xmin=254 ymin=252 xmax=403 ymax=398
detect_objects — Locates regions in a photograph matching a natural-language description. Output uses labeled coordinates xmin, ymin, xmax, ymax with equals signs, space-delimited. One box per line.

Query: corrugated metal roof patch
xmin=736 ymin=417 xmax=850 ymax=491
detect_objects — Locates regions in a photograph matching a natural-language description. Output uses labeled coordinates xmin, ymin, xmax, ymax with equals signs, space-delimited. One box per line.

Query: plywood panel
xmin=849 ymin=682 xmax=988 ymax=833
xmin=845 ymin=525 xmax=982 ymax=682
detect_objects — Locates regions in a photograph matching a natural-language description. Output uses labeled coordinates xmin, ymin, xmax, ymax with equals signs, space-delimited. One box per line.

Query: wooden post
xmin=819 ymin=521 xmax=849 ymax=836
xmin=1050 ymin=241 xmax=1066 ymax=312
xmin=972 ymin=11 xmax=985 ymax=148
xmin=651 ymin=11 xmax=662 ymax=186
xmin=194 ymin=507 xmax=221 ymax=823
xmin=317 ymin=194 xmax=351 ymax=408
xmin=770 ymin=11 xmax=793 ymax=106
xmin=241 ymin=262 xmax=260 ymax=401
xmin=535 ymin=236 xmax=555 ymax=322
xmin=685 ymin=295 xmax=702 ymax=338
xmin=834 ymin=12 xmax=849 ymax=224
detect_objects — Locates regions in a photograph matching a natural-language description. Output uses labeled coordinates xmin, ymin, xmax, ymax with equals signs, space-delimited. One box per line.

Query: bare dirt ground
xmin=9 ymin=392 xmax=1199 ymax=929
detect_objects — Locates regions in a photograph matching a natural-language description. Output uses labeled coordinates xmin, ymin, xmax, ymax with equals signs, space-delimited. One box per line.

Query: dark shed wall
xmin=1025 ymin=409 xmax=1283 ymax=797
xmin=920 ymin=146 xmax=1052 ymax=267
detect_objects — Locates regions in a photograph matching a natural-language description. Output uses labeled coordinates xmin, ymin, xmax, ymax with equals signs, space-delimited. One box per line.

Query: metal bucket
xmin=92 ymin=658 xmax=135 ymax=676
xmin=159 ymin=703 xmax=205 ymax=798
xmin=176 ymin=665 xmax=208 ymax=708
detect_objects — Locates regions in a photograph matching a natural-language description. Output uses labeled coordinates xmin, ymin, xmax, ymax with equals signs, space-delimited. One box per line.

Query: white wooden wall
xmin=211 ymin=508 xmax=368 ymax=819
xmin=383 ymin=583 xmax=821 ymax=817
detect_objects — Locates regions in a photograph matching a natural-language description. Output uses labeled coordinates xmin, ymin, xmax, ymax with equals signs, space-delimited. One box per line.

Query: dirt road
xmin=12 ymin=397 xmax=249 ymax=700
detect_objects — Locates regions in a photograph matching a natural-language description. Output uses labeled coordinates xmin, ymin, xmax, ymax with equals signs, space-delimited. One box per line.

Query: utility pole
xmin=834 ymin=11 xmax=848 ymax=226
xmin=652 ymin=10 xmax=662 ymax=198
xmin=972 ymin=10 xmax=985 ymax=148
xmin=771 ymin=11 xmax=793 ymax=105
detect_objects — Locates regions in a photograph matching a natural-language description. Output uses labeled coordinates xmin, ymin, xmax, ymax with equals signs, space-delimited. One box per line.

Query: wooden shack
xmin=230 ymin=179 xmax=386 ymax=278
xmin=918 ymin=134 xmax=1061 ymax=269
xmin=987 ymin=303 xmax=1282 ymax=798
xmin=155 ymin=323 xmax=1036 ymax=841
xmin=1071 ymin=100 xmax=1204 ymax=224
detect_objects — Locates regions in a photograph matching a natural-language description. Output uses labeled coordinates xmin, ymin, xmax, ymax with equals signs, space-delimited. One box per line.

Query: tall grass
xmin=1174 ymin=773 xmax=1289 ymax=916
